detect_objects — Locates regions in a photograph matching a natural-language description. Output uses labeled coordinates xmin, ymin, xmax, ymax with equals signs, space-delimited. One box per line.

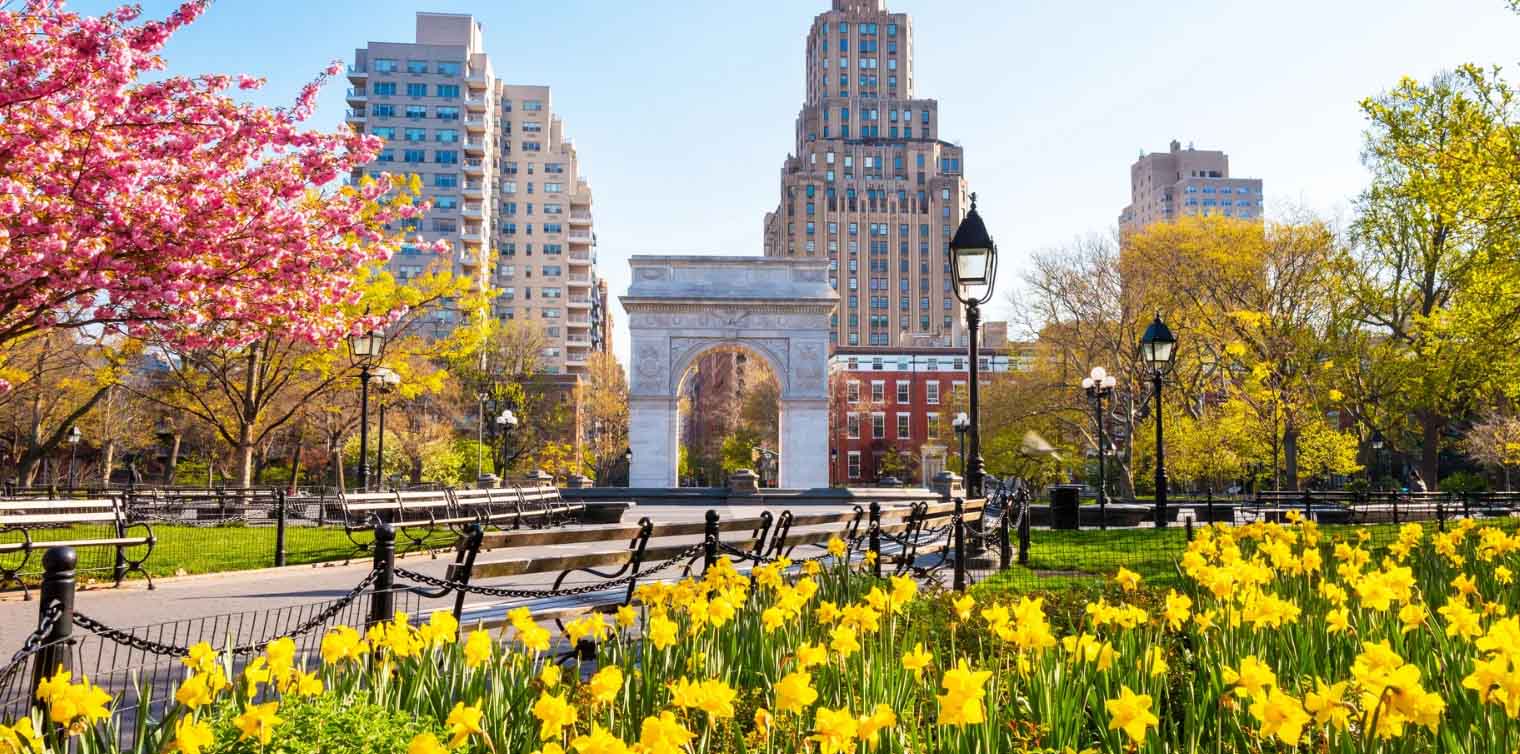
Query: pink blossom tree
xmin=0 ymin=1 xmax=432 ymax=366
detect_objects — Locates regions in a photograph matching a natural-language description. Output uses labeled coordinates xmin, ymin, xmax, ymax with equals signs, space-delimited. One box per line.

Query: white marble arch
xmin=621 ymin=255 xmax=838 ymax=489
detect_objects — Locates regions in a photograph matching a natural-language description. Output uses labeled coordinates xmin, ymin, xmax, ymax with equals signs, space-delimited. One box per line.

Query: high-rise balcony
xmin=569 ymin=211 xmax=592 ymax=226
xmin=463 ymin=158 xmax=484 ymax=175
xmin=460 ymin=228 xmax=484 ymax=243
xmin=466 ymin=68 xmax=488 ymax=87
xmin=463 ymin=181 xmax=484 ymax=198
xmin=567 ymin=230 xmax=593 ymax=243
xmin=345 ymin=109 xmax=366 ymax=123
xmin=345 ymin=88 xmax=367 ymax=103
xmin=465 ymin=95 xmax=488 ymax=112
xmin=347 ymin=64 xmax=368 ymax=82
xmin=568 ymin=251 xmax=592 ymax=264
xmin=464 ymin=115 xmax=487 ymax=132
xmin=567 ymin=297 xmax=591 ymax=309
xmin=462 ymin=203 xmax=483 ymax=219
xmin=463 ymin=140 xmax=486 ymax=155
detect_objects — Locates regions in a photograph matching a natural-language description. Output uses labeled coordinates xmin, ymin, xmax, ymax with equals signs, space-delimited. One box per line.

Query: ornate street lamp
xmin=1370 ymin=430 xmax=1386 ymax=490
xmin=623 ymin=448 xmax=633 ymax=488
xmin=948 ymin=193 xmax=999 ymax=499
xmin=495 ymin=406 xmax=519 ymax=479
xmin=1139 ymin=313 xmax=1178 ymax=527
xmin=1082 ymin=367 xmax=1117 ymax=529
xmin=65 ymin=425 xmax=82 ymax=489
xmin=372 ymin=367 xmax=400 ymax=491
xmin=952 ymin=412 xmax=970 ymax=479
xmin=348 ymin=328 xmax=384 ymax=491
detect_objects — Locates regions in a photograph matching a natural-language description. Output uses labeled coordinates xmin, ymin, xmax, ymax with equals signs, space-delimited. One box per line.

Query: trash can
xmin=1051 ymin=485 xmax=1082 ymax=530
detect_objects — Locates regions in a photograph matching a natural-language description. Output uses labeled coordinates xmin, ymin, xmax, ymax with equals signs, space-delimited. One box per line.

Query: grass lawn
xmin=2 ymin=523 xmax=459 ymax=587
xmin=974 ymin=527 xmax=1190 ymax=594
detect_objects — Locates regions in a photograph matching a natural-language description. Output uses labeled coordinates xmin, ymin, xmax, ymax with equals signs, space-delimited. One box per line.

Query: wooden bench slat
xmin=1 ymin=512 xmax=120 ymax=525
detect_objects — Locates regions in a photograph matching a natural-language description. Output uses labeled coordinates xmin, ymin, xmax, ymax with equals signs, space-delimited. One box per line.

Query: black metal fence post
xmin=1392 ymin=493 xmax=1401 ymax=526
xmin=1185 ymin=517 xmax=1194 ymax=543
xmin=1206 ymin=489 xmax=1215 ymax=525
xmin=368 ymin=523 xmax=396 ymax=627
xmin=702 ymin=509 xmax=719 ymax=573
xmin=1303 ymin=490 xmax=1314 ymax=524
xmin=952 ymin=498 xmax=966 ymax=591
xmin=1018 ymin=493 xmax=1031 ymax=566
xmin=868 ymin=502 xmax=882 ymax=578
xmin=998 ymin=500 xmax=1012 ymax=570
xmin=33 ymin=547 xmax=77 ymax=704
xmin=274 ymin=489 xmax=288 ymax=568
xmin=1437 ymin=500 xmax=1447 ymax=532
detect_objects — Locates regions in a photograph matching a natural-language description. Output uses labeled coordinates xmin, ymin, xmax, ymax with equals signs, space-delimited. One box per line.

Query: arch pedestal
xmin=622 ymin=256 xmax=838 ymax=489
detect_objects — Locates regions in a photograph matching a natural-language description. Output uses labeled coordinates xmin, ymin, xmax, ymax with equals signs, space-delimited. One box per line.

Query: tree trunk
xmin=1422 ymin=414 xmax=1442 ymax=490
xmin=167 ymin=435 xmax=181 ymax=485
xmin=234 ymin=346 xmax=262 ymax=488
xmin=1284 ymin=422 xmax=1301 ymax=492
xmin=287 ymin=424 xmax=304 ymax=496
xmin=100 ymin=438 xmax=116 ymax=486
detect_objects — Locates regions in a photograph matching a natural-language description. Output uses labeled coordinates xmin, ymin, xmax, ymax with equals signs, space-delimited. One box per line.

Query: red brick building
xmin=829 ymin=340 xmax=1028 ymax=486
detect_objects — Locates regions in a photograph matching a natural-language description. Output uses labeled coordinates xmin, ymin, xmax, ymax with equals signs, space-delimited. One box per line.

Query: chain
xmin=393 ymin=542 xmax=706 ymax=600
xmin=0 ymin=600 xmax=65 ymax=690
xmin=716 ymin=541 xmax=844 ymax=566
xmin=72 ymin=569 xmax=381 ymax=658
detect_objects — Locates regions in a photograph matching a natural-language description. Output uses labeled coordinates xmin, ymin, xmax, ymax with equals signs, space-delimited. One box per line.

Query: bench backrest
xmin=0 ymin=498 xmax=124 ymax=528
xmin=516 ymin=484 xmax=562 ymax=506
xmin=394 ymin=489 xmax=454 ymax=515
xmin=448 ymin=488 xmax=499 ymax=510
xmin=338 ymin=491 xmax=403 ymax=516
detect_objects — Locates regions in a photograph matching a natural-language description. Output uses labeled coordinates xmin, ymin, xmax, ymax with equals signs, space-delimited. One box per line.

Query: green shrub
xmin=206 ymin=694 xmax=439 ymax=754
xmin=1440 ymin=469 xmax=1488 ymax=494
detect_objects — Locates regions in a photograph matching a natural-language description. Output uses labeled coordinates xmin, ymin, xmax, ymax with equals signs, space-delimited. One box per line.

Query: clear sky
xmin=75 ymin=0 xmax=1520 ymax=364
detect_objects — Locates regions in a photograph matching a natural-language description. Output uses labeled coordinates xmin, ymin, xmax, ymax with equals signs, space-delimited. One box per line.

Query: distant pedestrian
xmin=1409 ymin=469 xmax=1427 ymax=493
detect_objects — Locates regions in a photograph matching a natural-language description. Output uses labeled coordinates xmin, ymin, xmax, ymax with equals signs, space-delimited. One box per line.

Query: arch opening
xmin=675 ymin=344 xmax=781 ymax=488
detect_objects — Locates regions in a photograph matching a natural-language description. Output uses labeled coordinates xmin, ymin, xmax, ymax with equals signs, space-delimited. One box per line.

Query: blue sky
xmin=77 ymin=0 xmax=1520 ymax=364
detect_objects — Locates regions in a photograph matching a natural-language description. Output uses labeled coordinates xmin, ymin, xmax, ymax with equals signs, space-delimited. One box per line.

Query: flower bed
xmin=4 ymin=519 xmax=1520 ymax=753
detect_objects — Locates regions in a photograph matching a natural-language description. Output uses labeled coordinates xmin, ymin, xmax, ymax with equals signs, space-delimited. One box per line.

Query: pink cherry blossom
xmin=0 ymin=0 xmax=443 ymax=356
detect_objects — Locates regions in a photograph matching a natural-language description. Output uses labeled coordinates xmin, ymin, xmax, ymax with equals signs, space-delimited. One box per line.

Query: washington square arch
xmin=621 ymin=256 xmax=837 ymax=489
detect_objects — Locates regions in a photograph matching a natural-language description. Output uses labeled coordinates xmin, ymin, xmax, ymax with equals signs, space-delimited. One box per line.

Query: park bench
xmin=402 ymin=496 xmax=985 ymax=630
xmin=338 ymin=489 xmax=475 ymax=555
xmin=0 ymin=497 xmax=155 ymax=597
xmin=449 ymin=485 xmax=588 ymax=531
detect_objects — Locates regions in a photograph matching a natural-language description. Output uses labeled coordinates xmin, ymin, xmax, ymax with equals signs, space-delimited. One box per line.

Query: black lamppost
xmin=154 ymin=418 xmax=176 ymax=485
xmin=65 ymin=425 xmax=82 ymax=489
xmin=349 ymin=329 xmax=384 ymax=491
xmin=1370 ymin=431 xmax=1385 ymax=490
xmin=1082 ymin=367 xmax=1117 ymax=528
xmin=373 ymin=367 xmax=400 ymax=491
xmin=830 ymin=447 xmax=838 ymax=486
xmin=623 ymin=448 xmax=633 ymax=488
xmin=948 ymin=193 xmax=999 ymax=499
xmin=952 ymin=412 xmax=970 ymax=478
xmin=1139 ymin=313 xmax=1178 ymax=527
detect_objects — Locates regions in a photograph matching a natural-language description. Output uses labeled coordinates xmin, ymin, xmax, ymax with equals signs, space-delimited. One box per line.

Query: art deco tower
xmin=763 ymin=0 xmax=970 ymax=349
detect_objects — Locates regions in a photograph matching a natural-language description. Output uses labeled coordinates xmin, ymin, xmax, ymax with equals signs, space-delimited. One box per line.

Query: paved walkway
xmin=0 ymin=504 xmax=854 ymax=654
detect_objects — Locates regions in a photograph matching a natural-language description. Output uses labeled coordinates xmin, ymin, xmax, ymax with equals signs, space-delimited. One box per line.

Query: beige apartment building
xmin=345 ymin=13 xmax=605 ymax=375
xmin=1118 ymin=140 xmax=1264 ymax=232
xmin=763 ymin=0 xmax=971 ymax=349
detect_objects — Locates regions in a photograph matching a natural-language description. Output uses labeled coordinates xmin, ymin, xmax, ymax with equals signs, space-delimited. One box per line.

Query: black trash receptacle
xmin=1051 ymin=485 xmax=1082 ymax=530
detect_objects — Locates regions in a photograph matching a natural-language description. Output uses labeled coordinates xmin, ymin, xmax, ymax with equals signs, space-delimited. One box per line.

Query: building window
xmin=372 ymin=58 xmax=398 ymax=73
xmin=871 ymin=413 xmax=885 ymax=439
xmin=436 ymin=61 xmax=462 ymax=76
xmin=847 ymin=451 xmax=861 ymax=479
xmin=896 ymin=382 xmax=909 ymax=403
xmin=896 ymin=413 xmax=910 ymax=440
xmin=435 ymin=106 xmax=460 ymax=120
xmin=436 ymin=84 xmax=460 ymax=98
xmin=926 ymin=381 xmax=940 ymax=404
xmin=871 ymin=381 xmax=885 ymax=403
xmin=846 ymin=381 xmax=861 ymax=403
xmin=523 ymin=100 xmax=544 ymax=112
xmin=405 ymin=83 xmax=427 ymax=98
xmin=926 ymin=412 xmax=939 ymax=439
xmin=847 ymin=413 xmax=861 ymax=439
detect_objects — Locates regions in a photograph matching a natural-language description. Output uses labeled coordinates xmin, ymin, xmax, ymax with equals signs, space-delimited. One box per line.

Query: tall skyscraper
xmin=763 ymin=0 xmax=970 ymax=349
xmin=1118 ymin=140 xmax=1265 ymax=232
xmin=346 ymin=13 xmax=605 ymax=374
